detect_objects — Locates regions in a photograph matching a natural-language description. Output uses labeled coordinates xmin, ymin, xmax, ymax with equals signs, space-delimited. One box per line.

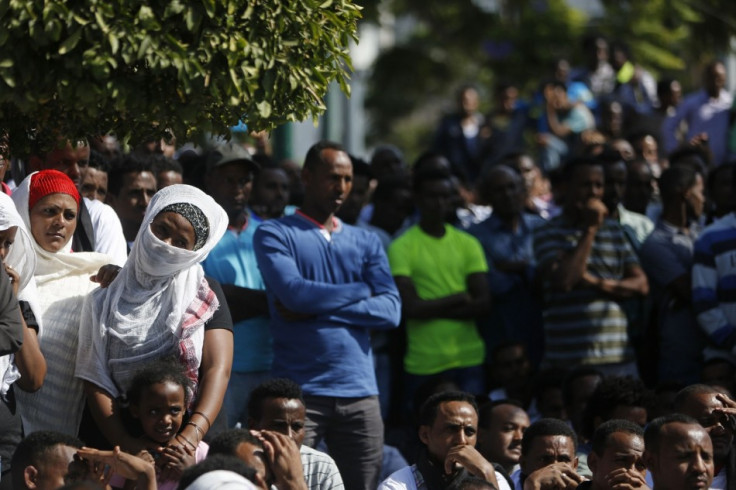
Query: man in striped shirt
xmin=533 ymin=157 xmax=648 ymax=376
xmin=692 ymin=186 xmax=736 ymax=356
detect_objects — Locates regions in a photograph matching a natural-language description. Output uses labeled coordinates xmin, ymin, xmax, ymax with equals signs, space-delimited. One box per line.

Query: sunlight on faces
xmin=29 ymin=194 xmax=78 ymax=253
xmin=589 ymin=432 xmax=646 ymax=490
xmin=150 ymin=211 xmax=196 ymax=251
xmin=521 ymin=435 xmax=578 ymax=475
xmin=419 ymin=401 xmax=478 ymax=464
xmin=27 ymin=445 xmax=85 ymax=490
xmin=130 ymin=381 xmax=186 ymax=445
xmin=646 ymin=423 xmax=713 ymax=490
xmin=236 ymin=441 xmax=271 ymax=485
xmin=480 ymin=404 xmax=530 ymax=468
xmin=251 ymin=397 xmax=306 ymax=447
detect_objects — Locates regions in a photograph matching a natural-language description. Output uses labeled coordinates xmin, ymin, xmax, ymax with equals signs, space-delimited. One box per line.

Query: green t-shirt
xmin=388 ymin=224 xmax=488 ymax=375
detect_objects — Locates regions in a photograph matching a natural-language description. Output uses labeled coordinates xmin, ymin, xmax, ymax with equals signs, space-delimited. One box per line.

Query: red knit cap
xmin=29 ymin=170 xmax=81 ymax=211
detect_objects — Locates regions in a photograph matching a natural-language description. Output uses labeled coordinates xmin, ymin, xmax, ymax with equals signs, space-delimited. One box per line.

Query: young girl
xmin=114 ymin=358 xmax=209 ymax=490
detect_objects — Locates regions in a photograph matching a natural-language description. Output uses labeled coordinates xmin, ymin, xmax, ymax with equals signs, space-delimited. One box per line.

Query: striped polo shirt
xmin=534 ymin=216 xmax=638 ymax=366
xmin=692 ymin=212 xmax=736 ymax=347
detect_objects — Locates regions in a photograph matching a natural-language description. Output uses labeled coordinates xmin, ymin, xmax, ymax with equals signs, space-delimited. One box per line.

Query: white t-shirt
xmin=379 ymin=465 xmax=512 ymax=490
xmin=84 ymin=197 xmax=127 ymax=266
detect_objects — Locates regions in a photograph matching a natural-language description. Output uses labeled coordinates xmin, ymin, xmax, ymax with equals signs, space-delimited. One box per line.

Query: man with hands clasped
xmin=379 ymin=392 xmax=508 ymax=490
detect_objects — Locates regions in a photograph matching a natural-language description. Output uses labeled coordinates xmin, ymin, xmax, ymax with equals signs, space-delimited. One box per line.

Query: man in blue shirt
xmin=202 ymin=142 xmax=270 ymax=427
xmin=253 ymin=141 xmax=401 ymax=490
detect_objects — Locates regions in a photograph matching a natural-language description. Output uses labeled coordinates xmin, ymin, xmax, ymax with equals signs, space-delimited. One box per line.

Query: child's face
xmin=132 ymin=381 xmax=186 ymax=444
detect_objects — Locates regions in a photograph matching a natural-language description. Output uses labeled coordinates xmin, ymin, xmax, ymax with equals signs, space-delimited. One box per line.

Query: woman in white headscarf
xmin=76 ymin=184 xmax=233 ymax=456
xmin=0 ymin=192 xmax=46 ymax=476
xmin=11 ymin=169 xmax=111 ymax=436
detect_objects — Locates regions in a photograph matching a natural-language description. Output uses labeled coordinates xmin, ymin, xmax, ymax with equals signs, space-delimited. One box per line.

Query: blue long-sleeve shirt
xmin=253 ymin=214 xmax=401 ymax=397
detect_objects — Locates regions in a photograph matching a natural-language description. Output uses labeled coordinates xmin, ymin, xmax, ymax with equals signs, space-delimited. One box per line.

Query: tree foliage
xmin=365 ymin=0 xmax=586 ymax=155
xmin=365 ymin=0 xmax=736 ymax=158
xmin=0 ymin=0 xmax=360 ymax=154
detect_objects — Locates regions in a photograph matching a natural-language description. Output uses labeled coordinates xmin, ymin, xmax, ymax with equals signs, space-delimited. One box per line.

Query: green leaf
xmin=58 ymin=28 xmax=83 ymax=54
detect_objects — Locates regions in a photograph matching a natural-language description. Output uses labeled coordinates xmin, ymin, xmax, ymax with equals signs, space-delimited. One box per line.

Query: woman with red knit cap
xmin=11 ymin=169 xmax=111 ymax=436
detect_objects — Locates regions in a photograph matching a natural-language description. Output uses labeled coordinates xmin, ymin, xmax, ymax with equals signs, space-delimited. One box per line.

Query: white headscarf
xmin=11 ymin=171 xmax=107 ymax=282
xmin=76 ymin=184 xmax=228 ymax=398
xmin=185 ymin=471 xmax=257 ymax=490
xmin=11 ymin=171 xmax=113 ymax=435
xmin=0 ymin=192 xmax=35 ymax=396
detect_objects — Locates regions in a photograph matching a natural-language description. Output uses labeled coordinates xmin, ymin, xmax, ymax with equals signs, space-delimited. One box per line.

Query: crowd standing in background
xmin=3 ymin=34 xmax=736 ymax=490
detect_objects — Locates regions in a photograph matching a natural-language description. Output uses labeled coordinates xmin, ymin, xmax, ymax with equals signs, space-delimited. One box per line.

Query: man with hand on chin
xmin=379 ymin=392 xmax=508 ymax=490
xmin=533 ymin=157 xmax=648 ymax=377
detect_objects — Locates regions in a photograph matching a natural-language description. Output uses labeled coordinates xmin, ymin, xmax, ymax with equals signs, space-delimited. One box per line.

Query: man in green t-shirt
xmin=388 ymin=161 xmax=490 ymax=409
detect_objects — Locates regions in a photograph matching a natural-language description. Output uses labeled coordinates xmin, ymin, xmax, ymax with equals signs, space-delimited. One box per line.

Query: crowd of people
xmin=0 ymin=33 xmax=736 ymax=490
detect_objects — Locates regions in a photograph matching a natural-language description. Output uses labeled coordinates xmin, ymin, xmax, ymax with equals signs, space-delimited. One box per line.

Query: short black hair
xmin=668 ymin=145 xmax=710 ymax=172
xmin=12 ymin=431 xmax=84 ymax=490
xmin=562 ymin=367 xmax=603 ymax=407
xmin=562 ymin=156 xmax=603 ymax=181
xmin=107 ymin=152 xmax=155 ymax=197
xmin=673 ymin=384 xmax=721 ymax=412
xmin=151 ymin=154 xmax=183 ymax=175
xmin=208 ymin=429 xmax=264 ymax=457
xmin=247 ymin=378 xmax=305 ymax=423
xmin=582 ymin=376 xmax=650 ymax=440
xmin=644 ymin=413 xmax=700 ymax=454
xmin=478 ymin=399 xmax=525 ymax=430
xmin=448 ymin=475 xmax=498 ymax=490
xmin=659 ymin=164 xmax=699 ymax=202
xmin=413 ymin=167 xmax=453 ymax=194
xmin=88 ymin=148 xmax=112 ymax=172
xmin=419 ymin=391 xmax=478 ymax=427
xmin=177 ymin=455 xmax=256 ymax=490
xmin=350 ymin=155 xmax=372 ymax=179
xmin=127 ymin=357 xmax=192 ymax=406
xmin=303 ymin=141 xmax=347 ymax=172
xmin=521 ymin=418 xmax=578 ymax=456
xmin=372 ymin=175 xmax=412 ymax=204
xmin=591 ymin=419 xmax=644 ymax=457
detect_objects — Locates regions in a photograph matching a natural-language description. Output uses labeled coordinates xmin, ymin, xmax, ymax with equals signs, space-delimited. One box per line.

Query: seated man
xmin=208 ymin=428 xmax=303 ymax=490
xmin=579 ymin=420 xmax=648 ymax=490
xmin=247 ymin=378 xmax=344 ymax=490
xmin=643 ymin=414 xmax=714 ymax=490
xmin=673 ymin=385 xmax=734 ymax=490
xmin=380 ymin=391 xmax=508 ymax=490
xmin=11 ymin=431 xmax=85 ymax=490
xmin=577 ymin=376 xmax=649 ymax=477
xmin=477 ymin=400 xmax=530 ymax=477
xmin=515 ymin=418 xmax=584 ymax=490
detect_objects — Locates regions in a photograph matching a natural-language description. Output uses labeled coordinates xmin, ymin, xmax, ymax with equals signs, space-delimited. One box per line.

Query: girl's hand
xmin=157 ymin=442 xmax=195 ymax=482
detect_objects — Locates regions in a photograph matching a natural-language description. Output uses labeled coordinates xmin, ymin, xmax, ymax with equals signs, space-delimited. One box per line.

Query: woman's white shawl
xmin=76 ymin=185 xmax=227 ymax=401
xmin=11 ymin=172 xmax=112 ymax=435
xmin=0 ymin=192 xmax=36 ymax=397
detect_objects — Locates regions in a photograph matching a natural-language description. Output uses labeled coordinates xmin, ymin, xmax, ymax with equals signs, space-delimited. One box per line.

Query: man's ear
xmin=588 ymin=451 xmax=598 ymax=474
xmin=419 ymin=425 xmax=430 ymax=446
xmin=24 ymin=465 xmax=38 ymax=489
xmin=572 ymin=456 xmax=579 ymax=470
